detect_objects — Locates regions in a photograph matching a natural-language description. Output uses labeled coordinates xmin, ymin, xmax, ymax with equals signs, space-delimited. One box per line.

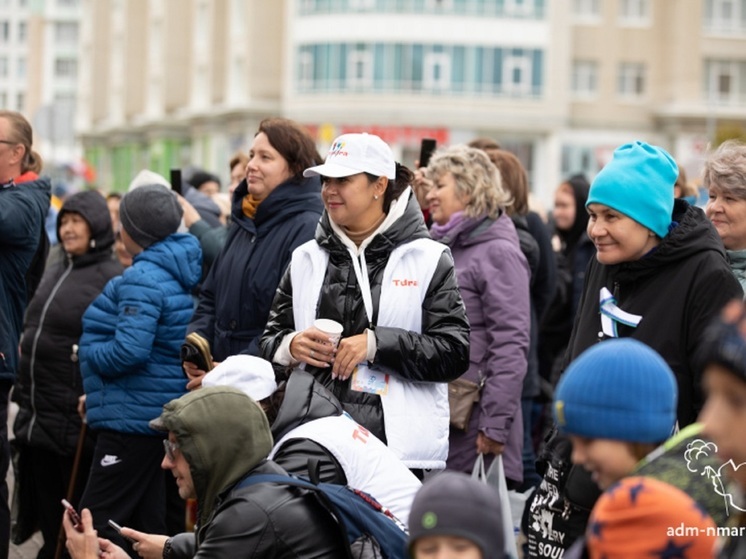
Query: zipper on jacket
xmin=26 ymin=258 xmax=73 ymax=443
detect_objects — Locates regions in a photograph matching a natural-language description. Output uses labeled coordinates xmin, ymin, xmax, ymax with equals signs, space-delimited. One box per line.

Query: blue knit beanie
xmin=554 ymin=339 xmax=678 ymax=443
xmin=586 ymin=141 xmax=677 ymax=238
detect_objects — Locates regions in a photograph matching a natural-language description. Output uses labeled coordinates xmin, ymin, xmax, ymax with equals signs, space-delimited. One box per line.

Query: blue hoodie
xmin=80 ymin=233 xmax=202 ymax=434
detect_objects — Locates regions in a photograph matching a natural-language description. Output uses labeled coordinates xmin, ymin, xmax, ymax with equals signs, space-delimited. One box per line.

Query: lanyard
xmin=348 ymin=247 xmax=374 ymax=326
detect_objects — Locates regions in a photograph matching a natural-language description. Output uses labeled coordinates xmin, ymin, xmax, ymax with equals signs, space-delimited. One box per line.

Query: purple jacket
xmin=434 ymin=213 xmax=531 ymax=482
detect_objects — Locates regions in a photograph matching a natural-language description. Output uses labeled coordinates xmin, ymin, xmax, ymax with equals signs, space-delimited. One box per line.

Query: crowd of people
xmin=0 ymin=107 xmax=745 ymax=559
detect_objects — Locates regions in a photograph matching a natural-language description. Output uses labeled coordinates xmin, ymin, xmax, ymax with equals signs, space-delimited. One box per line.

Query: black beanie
xmin=408 ymin=471 xmax=506 ymax=559
xmin=119 ymin=184 xmax=183 ymax=249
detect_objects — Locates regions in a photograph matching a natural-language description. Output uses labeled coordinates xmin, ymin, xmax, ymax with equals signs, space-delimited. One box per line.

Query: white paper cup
xmin=314 ymin=318 xmax=343 ymax=347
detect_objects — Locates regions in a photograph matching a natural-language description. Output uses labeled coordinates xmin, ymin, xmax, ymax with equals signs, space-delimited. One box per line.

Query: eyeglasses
xmin=163 ymin=439 xmax=180 ymax=462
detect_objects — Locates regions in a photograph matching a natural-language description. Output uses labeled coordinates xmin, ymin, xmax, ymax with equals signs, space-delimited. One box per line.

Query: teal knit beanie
xmin=554 ymin=339 xmax=678 ymax=443
xmin=586 ymin=141 xmax=677 ymax=238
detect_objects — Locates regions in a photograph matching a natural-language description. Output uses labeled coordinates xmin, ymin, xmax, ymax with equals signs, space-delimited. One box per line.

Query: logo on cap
xmin=329 ymin=141 xmax=348 ymax=158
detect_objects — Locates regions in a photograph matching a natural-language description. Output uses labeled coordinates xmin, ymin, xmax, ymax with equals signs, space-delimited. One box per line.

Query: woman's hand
xmin=121 ymin=527 xmax=169 ymax=559
xmin=476 ymin=432 xmax=505 ymax=456
xmin=332 ymin=334 xmax=368 ymax=381
xmin=176 ymin=194 xmax=202 ymax=228
xmin=412 ymin=164 xmax=433 ymax=211
xmin=77 ymin=395 xmax=86 ymax=423
xmin=290 ymin=326 xmax=337 ymax=368
xmin=184 ymin=361 xmax=221 ymax=391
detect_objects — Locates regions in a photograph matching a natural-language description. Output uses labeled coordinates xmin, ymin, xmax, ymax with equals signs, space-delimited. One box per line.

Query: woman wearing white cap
xmin=261 ymin=133 xmax=470 ymax=474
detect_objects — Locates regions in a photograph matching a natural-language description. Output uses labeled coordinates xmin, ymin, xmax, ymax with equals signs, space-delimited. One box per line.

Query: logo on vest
xmin=392 ymin=279 xmax=418 ymax=287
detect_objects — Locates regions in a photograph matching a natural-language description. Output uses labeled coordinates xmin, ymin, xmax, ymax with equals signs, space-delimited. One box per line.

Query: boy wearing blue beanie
xmin=553 ymin=338 xmax=677 ymax=490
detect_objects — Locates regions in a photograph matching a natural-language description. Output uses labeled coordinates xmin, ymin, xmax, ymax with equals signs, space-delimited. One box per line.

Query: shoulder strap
xmin=235 ymin=473 xmax=354 ymax=559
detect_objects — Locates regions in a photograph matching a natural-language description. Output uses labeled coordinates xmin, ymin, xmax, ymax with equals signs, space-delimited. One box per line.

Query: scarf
xmin=429 ymin=211 xmax=467 ymax=240
xmin=241 ymin=194 xmax=262 ymax=219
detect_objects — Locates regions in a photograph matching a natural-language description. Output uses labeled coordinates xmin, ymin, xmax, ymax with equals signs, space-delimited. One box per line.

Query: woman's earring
xmin=374 ymin=195 xmax=379 ymax=200
xmin=89 ymin=239 xmax=96 ymax=248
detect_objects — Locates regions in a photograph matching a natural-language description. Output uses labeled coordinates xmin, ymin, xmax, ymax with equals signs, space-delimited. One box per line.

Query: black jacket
xmin=271 ymin=371 xmax=347 ymax=484
xmin=169 ymin=460 xmax=347 ymax=559
xmin=261 ymin=192 xmax=470 ymax=443
xmin=13 ymin=191 xmax=123 ymax=455
xmin=566 ymin=200 xmax=743 ymax=425
xmin=190 ymin=176 xmax=323 ymax=360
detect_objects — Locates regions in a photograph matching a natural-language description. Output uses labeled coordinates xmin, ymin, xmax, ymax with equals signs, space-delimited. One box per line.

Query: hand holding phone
xmin=108 ymin=519 xmax=137 ymax=545
xmin=61 ymin=499 xmax=83 ymax=533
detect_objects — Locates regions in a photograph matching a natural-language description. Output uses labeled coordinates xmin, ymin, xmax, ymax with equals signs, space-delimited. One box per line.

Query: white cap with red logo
xmin=303 ymin=133 xmax=396 ymax=180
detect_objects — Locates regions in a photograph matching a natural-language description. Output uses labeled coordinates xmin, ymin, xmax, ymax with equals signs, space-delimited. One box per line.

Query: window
xmin=503 ymin=52 xmax=532 ymax=95
xmin=505 ymin=0 xmax=534 ymax=17
xmin=705 ymin=59 xmax=746 ymax=104
xmin=0 ymin=21 xmax=9 ymax=43
xmin=347 ymin=47 xmax=372 ymax=88
xmin=55 ymin=57 xmax=78 ymax=78
xmin=0 ymin=56 xmax=6 ymax=77
xmin=617 ymin=62 xmax=645 ymax=98
xmin=573 ymin=0 xmax=601 ymax=19
xmin=298 ymin=51 xmax=314 ymax=89
xmin=16 ymin=92 xmax=23 ymax=112
xmin=704 ymin=0 xmax=746 ymax=34
xmin=349 ymin=0 xmax=374 ymax=9
xmin=57 ymin=0 xmax=78 ymax=6
xmin=16 ymin=57 xmax=25 ymax=78
xmin=424 ymin=52 xmax=450 ymax=91
xmin=572 ymin=60 xmax=598 ymax=97
xmin=17 ymin=21 xmax=26 ymax=42
xmin=619 ymin=0 xmax=650 ymax=24
xmin=54 ymin=22 xmax=78 ymax=44
xmin=0 ymin=91 xmax=5 ymax=107
xmin=425 ymin=0 xmax=454 ymax=9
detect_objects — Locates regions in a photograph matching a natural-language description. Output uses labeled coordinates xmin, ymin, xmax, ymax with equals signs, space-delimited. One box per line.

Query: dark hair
xmin=364 ymin=163 xmax=414 ymax=214
xmin=259 ymin=381 xmax=287 ymax=425
xmin=0 ymin=110 xmax=43 ymax=174
xmin=106 ymin=192 xmax=122 ymax=201
xmin=488 ymin=150 xmax=529 ymax=216
xmin=256 ymin=118 xmax=323 ymax=181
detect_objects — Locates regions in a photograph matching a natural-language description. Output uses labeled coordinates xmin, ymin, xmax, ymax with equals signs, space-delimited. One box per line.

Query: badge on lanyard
xmin=350 ymin=363 xmax=389 ymax=395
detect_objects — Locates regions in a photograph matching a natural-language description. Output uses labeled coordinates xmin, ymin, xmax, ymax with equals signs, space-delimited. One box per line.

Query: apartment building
xmin=76 ymin=0 xmax=746 ymax=204
xmin=0 ymin=0 xmax=30 ymax=116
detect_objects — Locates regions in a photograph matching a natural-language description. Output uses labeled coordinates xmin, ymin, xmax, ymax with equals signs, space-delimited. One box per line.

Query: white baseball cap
xmin=303 ymin=133 xmax=396 ymax=180
xmin=201 ymin=355 xmax=277 ymax=401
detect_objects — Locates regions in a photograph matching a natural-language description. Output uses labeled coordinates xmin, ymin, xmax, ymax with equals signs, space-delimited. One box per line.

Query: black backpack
xmin=237 ymin=473 xmax=409 ymax=559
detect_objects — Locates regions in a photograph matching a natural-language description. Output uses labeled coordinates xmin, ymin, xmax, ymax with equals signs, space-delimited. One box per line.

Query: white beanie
xmin=201 ymin=355 xmax=277 ymax=401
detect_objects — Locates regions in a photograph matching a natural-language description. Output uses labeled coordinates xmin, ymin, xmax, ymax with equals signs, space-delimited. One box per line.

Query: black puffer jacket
xmin=566 ymin=200 xmax=743 ymax=425
xmin=13 ymin=191 xmax=123 ymax=455
xmin=271 ymin=370 xmax=347 ymax=484
xmin=189 ymin=176 xmax=323 ymax=360
xmin=261 ymin=191 xmax=470 ymax=444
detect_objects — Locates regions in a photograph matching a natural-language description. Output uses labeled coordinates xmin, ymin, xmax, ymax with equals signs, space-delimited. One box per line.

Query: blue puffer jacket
xmin=80 ymin=233 xmax=202 ymax=434
xmin=0 ymin=176 xmax=50 ymax=381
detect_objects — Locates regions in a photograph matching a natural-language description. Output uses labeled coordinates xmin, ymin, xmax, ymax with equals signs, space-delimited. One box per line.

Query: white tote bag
xmin=471 ymin=453 xmax=520 ymax=559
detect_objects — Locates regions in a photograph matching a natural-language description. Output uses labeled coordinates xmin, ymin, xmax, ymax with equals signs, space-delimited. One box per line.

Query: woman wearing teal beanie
xmin=524 ymin=140 xmax=742 ymax=559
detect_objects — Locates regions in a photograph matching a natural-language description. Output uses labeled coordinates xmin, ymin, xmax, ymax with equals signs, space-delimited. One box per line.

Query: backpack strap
xmin=235 ymin=473 xmax=354 ymax=559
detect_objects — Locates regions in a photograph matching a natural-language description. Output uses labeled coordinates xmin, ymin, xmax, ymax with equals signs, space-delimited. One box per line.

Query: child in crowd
xmin=582 ymin=476 xmax=716 ymax=559
xmin=551 ymin=338 xmax=723 ymax=557
xmin=697 ymin=299 xmax=746 ymax=558
xmin=78 ymin=183 xmax=202 ymax=549
xmin=408 ymin=471 xmax=506 ymax=559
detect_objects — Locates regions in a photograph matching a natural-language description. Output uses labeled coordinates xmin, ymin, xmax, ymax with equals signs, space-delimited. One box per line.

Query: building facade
xmin=75 ymin=0 xmax=746 ymax=204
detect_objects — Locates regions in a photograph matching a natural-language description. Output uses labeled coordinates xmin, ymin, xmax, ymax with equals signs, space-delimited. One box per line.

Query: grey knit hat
xmin=119 ymin=183 xmax=183 ymax=249
xmin=408 ymin=471 xmax=506 ymax=559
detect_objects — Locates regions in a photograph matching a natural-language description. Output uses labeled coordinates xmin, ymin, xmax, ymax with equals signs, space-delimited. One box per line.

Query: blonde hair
xmin=426 ymin=145 xmax=511 ymax=219
xmin=702 ymin=140 xmax=746 ymax=200
xmin=0 ymin=110 xmax=42 ymax=174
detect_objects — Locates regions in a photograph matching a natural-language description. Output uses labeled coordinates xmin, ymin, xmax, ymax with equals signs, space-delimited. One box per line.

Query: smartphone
xmin=170 ymin=168 xmax=182 ymax=195
xmin=61 ymin=499 xmax=83 ymax=533
xmin=418 ymin=138 xmax=437 ymax=169
xmin=108 ymin=519 xmax=137 ymax=544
